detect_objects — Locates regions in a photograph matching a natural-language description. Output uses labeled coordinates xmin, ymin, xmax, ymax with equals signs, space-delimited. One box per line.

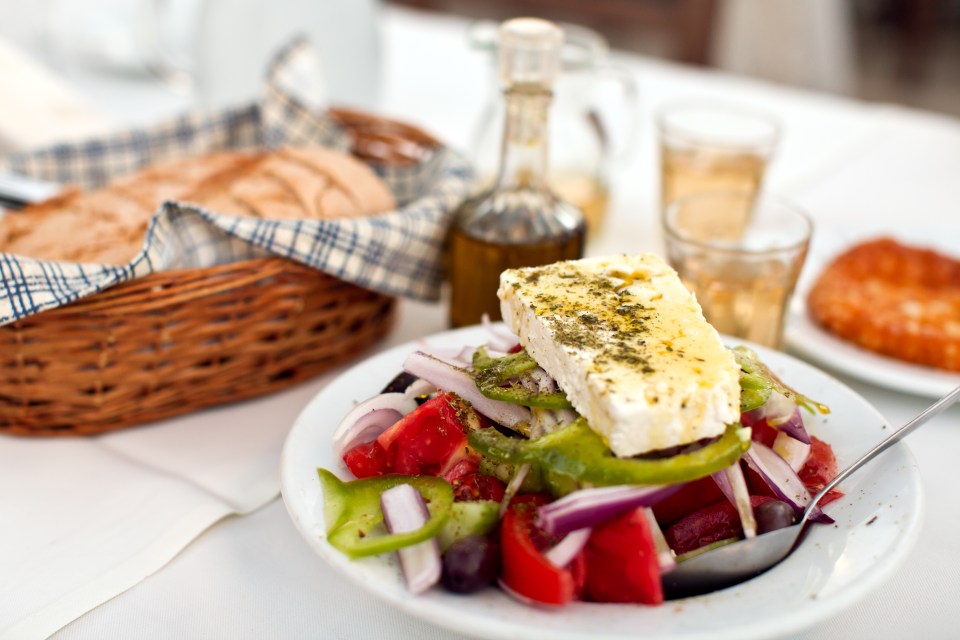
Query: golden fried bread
xmin=808 ymin=237 xmax=960 ymax=371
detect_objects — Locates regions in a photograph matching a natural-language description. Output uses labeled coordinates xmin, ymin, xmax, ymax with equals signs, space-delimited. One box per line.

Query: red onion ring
xmin=747 ymin=390 xmax=811 ymax=444
xmin=537 ymin=485 xmax=678 ymax=536
xmin=773 ymin=431 xmax=811 ymax=472
xmin=332 ymin=393 xmax=419 ymax=457
xmin=381 ymin=484 xmax=442 ymax=595
xmin=743 ymin=442 xmax=833 ymax=524
xmin=712 ymin=464 xmax=757 ymax=539
xmin=402 ymin=351 xmax=531 ymax=428
xmin=403 ymin=378 xmax=436 ymax=400
xmin=482 ymin=314 xmax=520 ymax=352
xmin=545 ymin=528 xmax=592 ymax=568
xmin=643 ymin=509 xmax=676 ymax=574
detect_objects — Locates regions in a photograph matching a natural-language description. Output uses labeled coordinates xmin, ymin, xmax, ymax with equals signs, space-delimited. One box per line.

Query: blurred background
xmin=0 ymin=0 xmax=958 ymax=155
xmin=389 ymin=0 xmax=960 ymax=116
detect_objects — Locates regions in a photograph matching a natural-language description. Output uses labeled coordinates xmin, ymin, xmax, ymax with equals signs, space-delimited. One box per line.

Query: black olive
xmin=441 ymin=535 xmax=500 ymax=594
xmin=379 ymin=371 xmax=419 ymax=395
xmin=755 ymin=500 xmax=798 ymax=534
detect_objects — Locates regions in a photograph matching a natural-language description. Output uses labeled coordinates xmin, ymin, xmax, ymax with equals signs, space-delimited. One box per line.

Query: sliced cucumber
xmin=438 ymin=500 xmax=500 ymax=552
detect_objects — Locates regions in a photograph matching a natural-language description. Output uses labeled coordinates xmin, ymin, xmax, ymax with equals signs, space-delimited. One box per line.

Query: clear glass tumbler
xmin=663 ymin=191 xmax=811 ymax=349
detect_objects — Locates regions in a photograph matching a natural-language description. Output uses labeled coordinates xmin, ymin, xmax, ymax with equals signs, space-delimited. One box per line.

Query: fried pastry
xmin=807 ymin=237 xmax=960 ymax=371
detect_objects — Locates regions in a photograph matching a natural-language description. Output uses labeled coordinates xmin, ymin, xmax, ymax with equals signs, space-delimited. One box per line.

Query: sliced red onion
xmin=748 ymin=390 xmax=811 ymax=445
xmin=499 ymin=463 xmax=531 ymax=517
xmin=402 ymin=351 xmax=531 ymax=428
xmin=773 ymin=430 xmax=811 ymax=472
xmin=537 ymin=485 xmax=679 ymax=536
xmin=381 ymin=484 xmax=441 ymax=595
xmin=643 ymin=508 xmax=676 ymax=574
xmin=545 ymin=528 xmax=592 ymax=568
xmin=414 ymin=346 xmax=474 ymax=368
xmin=482 ymin=313 xmax=520 ymax=352
xmin=332 ymin=393 xmax=419 ymax=456
xmin=403 ymin=378 xmax=436 ymax=400
xmin=743 ymin=442 xmax=833 ymax=524
xmin=771 ymin=407 xmax=811 ymax=444
xmin=712 ymin=468 xmax=732 ymax=500
xmin=712 ymin=465 xmax=757 ymax=539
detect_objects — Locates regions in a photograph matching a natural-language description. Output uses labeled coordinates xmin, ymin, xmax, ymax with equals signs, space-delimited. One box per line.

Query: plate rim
xmin=785 ymin=225 xmax=960 ymax=398
xmin=280 ymin=324 xmax=924 ymax=640
xmin=785 ymin=310 xmax=960 ymax=399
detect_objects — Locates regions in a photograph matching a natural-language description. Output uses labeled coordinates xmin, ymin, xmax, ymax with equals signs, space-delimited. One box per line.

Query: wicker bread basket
xmin=0 ymin=109 xmax=441 ymax=436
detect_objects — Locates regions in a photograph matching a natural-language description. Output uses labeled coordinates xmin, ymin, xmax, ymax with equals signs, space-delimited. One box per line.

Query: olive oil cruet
xmin=448 ymin=17 xmax=586 ymax=328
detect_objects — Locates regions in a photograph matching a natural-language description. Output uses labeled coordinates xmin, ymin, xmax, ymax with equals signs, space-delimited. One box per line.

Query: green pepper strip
xmin=471 ymin=346 xmax=497 ymax=370
xmin=474 ymin=350 xmax=574 ymax=410
xmin=317 ymin=468 xmax=453 ymax=559
xmin=731 ymin=346 xmax=830 ymax=415
xmin=467 ymin=419 xmax=749 ymax=489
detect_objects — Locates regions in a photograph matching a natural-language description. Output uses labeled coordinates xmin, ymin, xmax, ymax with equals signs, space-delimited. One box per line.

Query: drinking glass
xmin=658 ymin=102 xmax=780 ymax=219
xmin=663 ymin=191 xmax=811 ymax=349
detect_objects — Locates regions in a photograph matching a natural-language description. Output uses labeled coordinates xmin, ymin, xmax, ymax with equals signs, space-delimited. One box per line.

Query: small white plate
xmin=786 ymin=226 xmax=960 ymax=398
xmin=281 ymin=325 xmax=923 ymax=640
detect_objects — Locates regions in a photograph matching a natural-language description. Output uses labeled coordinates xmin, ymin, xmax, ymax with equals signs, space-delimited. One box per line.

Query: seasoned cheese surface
xmin=498 ymin=254 xmax=740 ymax=456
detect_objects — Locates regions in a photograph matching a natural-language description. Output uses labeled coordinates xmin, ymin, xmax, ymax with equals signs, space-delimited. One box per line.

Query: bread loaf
xmin=0 ymin=146 xmax=396 ymax=264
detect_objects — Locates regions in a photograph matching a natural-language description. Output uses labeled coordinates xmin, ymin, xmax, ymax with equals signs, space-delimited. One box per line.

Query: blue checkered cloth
xmin=0 ymin=39 xmax=472 ymax=326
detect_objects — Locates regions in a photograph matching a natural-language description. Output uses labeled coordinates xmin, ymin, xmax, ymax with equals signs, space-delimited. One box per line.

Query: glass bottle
xmin=448 ymin=18 xmax=586 ymax=328
xmin=468 ymin=21 xmax=639 ymax=237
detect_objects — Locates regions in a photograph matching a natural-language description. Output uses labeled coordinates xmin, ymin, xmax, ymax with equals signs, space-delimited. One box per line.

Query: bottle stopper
xmin=498 ymin=18 xmax=563 ymax=89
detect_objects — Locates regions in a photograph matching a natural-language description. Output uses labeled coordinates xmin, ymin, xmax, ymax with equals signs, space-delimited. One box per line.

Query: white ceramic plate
xmin=281 ymin=325 xmax=923 ymax=640
xmin=785 ymin=225 xmax=960 ymax=398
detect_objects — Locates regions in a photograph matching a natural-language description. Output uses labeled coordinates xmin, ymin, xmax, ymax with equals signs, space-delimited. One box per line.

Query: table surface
xmin=10 ymin=5 xmax=960 ymax=640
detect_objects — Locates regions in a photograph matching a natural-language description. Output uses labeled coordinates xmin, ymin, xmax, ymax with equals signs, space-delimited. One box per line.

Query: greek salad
xmin=318 ymin=323 xmax=840 ymax=607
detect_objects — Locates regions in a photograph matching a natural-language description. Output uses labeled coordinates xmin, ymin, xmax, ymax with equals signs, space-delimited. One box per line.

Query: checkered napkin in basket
xmin=0 ymin=39 xmax=473 ymax=327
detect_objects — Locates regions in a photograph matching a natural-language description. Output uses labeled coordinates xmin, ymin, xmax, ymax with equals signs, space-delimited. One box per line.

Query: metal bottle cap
xmin=498 ymin=18 xmax=563 ymax=89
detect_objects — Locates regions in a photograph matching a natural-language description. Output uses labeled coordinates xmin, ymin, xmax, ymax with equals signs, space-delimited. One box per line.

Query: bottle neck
xmin=493 ymin=84 xmax=552 ymax=192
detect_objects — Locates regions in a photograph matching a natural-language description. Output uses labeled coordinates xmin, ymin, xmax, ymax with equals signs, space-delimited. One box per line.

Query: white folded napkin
xmin=0 ymin=375 xmax=335 ymax=640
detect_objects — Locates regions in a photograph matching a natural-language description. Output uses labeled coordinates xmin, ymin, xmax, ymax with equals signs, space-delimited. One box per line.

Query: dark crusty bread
xmin=0 ymin=146 xmax=396 ymax=264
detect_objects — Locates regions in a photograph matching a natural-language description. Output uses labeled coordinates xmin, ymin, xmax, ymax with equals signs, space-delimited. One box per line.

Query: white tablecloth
xmin=5 ymin=6 xmax=960 ymax=639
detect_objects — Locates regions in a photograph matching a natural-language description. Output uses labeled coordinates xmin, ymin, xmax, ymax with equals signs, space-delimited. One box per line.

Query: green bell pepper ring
xmin=317 ymin=468 xmax=453 ymax=559
xmin=731 ymin=346 xmax=830 ymax=415
xmin=471 ymin=346 xmax=498 ymax=370
xmin=474 ymin=349 xmax=574 ymax=410
xmin=467 ymin=419 xmax=749 ymax=491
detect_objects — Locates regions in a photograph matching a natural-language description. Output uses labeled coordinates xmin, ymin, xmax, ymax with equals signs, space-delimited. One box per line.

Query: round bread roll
xmin=0 ymin=146 xmax=396 ymax=264
xmin=807 ymin=237 xmax=960 ymax=371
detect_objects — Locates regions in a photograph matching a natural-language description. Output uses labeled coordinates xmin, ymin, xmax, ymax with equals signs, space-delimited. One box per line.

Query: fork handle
xmin=805 ymin=384 xmax=960 ymax=519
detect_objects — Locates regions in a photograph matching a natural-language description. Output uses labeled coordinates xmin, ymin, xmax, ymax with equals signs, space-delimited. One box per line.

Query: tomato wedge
xmin=501 ymin=494 xmax=582 ymax=606
xmin=583 ymin=507 xmax=663 ymax=605
xmin=799 ymin=436 xmax=843 ymax=505
xmin=443 ymin=458 xmax=507 ymax=502
xmin=342 ymin=439 xmax=389 ymax=479
xmin=371 ymin=393 xmax=474 ymax=476
xmin=665 ymin=496 xmax=774 ymax=556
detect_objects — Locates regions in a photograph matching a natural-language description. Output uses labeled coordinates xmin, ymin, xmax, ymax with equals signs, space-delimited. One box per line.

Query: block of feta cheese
xmin=498 ymin=254 xmax=741 ymax=456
